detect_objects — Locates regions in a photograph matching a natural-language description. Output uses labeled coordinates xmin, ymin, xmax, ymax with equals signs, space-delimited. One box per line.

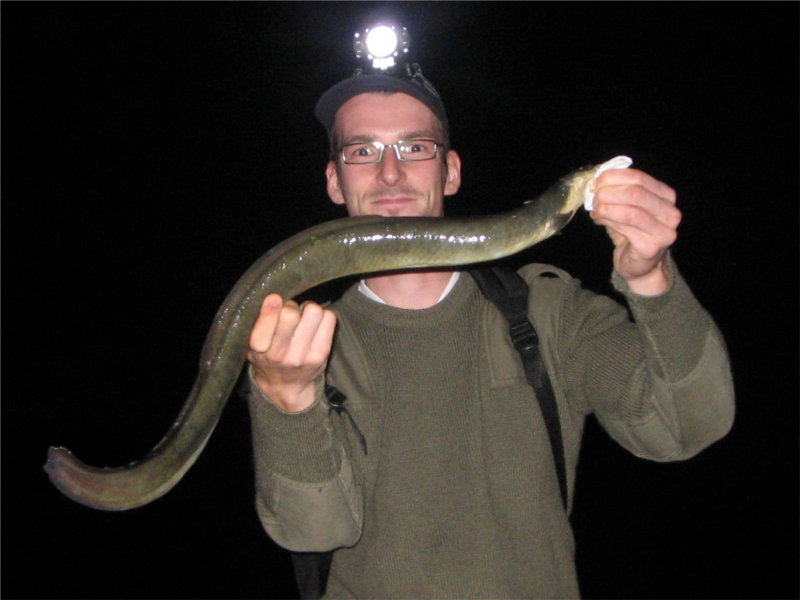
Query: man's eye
xmin=344 ymin=145 xmax=376 ymax=160
xmin=401 ymin=143 xmax=424 ymax=153
xmin=406 ymin=141 xmax=436 ymax=155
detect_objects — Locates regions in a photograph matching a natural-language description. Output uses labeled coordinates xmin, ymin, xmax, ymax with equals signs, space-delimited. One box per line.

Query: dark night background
xmin=2 ymin=3 xmax=797 ymax=599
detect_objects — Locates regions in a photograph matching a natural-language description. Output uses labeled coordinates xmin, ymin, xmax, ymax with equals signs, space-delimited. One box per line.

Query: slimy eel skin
xmin=44 ymin=164 xmax=597 ymax=510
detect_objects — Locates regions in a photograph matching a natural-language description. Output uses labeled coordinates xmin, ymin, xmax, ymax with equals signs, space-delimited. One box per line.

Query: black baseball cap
xmin=314 ymin=64 xmax=450 ymax=142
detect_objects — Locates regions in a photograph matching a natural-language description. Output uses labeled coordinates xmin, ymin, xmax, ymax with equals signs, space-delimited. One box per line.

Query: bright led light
xmin=365 ymin=26 xmax=398 ymax=58
xmin=353 ymin=23 xmax=409 ymax=70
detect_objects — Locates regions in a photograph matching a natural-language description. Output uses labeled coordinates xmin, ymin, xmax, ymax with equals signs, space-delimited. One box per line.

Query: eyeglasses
xmin=339 ymin=138 xmax=442 ymax=164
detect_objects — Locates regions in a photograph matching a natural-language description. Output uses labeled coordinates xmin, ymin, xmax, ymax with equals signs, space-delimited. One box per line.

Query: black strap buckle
xmin=325 ymin=384 xmax=348 ymax=409
xmin=325 ymin=384 xmax=367 ymax=455
xmin=509 ymin=318 xmax=538 ymax=354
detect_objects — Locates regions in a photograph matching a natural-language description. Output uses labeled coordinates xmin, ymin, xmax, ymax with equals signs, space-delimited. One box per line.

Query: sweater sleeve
xmin=558 ymin=255 xmax=735 ymax=461
xmin=244 ymin=366 xmax=363 ymax=552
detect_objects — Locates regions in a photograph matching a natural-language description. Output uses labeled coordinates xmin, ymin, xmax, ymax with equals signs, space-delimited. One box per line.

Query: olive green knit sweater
xmin=247 ymin=260 xmax=734 ymax=598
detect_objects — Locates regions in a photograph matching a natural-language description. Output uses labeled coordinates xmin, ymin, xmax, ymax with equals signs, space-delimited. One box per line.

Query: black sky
xmin=2 ymin=3 xmax=798 ymax=599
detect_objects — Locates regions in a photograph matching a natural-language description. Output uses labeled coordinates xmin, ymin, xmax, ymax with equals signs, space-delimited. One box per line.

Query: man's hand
xmin=590 ymin=168 xmax=681 ymax=296
xmin=247 ymin=293 xmax=337 ymax=413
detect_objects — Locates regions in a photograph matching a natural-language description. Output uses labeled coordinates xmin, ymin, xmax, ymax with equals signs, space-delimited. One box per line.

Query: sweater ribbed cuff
xmin=245 ymin=366 xmax=339 ymax=482
xmin=612 ymin=254 xmax=712 ymax=381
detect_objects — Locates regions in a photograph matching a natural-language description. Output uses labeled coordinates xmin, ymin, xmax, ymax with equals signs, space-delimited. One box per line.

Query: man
xmin=244 ymin=65 xmax=734 ymax=598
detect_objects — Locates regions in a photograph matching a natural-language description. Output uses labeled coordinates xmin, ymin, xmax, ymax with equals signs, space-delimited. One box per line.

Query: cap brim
xmin=315 ymin=73 xmax=449 ymax=136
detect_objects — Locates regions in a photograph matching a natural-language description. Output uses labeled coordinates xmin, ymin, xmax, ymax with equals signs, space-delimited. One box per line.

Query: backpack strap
xmin=469 ymin=265 xmax=568 ymax=511
xmin=290 ymin=551 xmax=332 ymax=600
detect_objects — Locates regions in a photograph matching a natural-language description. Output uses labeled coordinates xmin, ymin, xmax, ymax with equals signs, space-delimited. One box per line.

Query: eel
xmin=44 ymin=163 xmax=598 ymax=510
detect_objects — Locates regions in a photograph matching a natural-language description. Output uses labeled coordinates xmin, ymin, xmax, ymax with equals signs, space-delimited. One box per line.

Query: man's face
xmin=325 ymin=93 xmax=461 ymax=218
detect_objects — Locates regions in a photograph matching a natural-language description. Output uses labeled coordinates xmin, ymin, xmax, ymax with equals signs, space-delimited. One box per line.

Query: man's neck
xmin=363 ymin=270 xmax=456 ymax=309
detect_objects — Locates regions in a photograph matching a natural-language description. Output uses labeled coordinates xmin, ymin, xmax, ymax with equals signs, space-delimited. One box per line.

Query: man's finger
xmin=593 ymin=187 xmax=682 ymax=231
xmin=598 ymin=216 xmax=677 ymax=260
xmin=269 ymin=302 xmax=303 ymax=358
xmin=307 ymin=309 xmax=337 ymax=365
xmin=249 ymin=293 xmax=283 ymax=353
xmin=595 ymin=168 xmax=677 ymax=204
xmin=282 ymin=302 xmax=327 ymax=363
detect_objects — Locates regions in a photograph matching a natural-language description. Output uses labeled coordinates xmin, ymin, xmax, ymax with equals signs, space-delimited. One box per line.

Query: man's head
xmin=315 ymin=66 xmax=460 ymax=218
xmin=323 ymin=92 xmax=461 ymax=218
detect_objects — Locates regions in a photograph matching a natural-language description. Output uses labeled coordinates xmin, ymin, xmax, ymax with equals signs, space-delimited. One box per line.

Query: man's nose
xmin=377 ymin=147 xmax=403 ymax=185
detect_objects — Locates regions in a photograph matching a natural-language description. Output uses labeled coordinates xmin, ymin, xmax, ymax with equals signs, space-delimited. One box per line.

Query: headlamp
xmin=315 ymin=20 xmax=449 ymax=142
xmin=353 ymin=24 xmax=409 ymax=71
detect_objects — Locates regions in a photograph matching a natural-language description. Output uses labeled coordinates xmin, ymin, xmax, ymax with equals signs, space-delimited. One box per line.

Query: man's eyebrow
xmin=397 ymin=129 xmax=438 ymax=140
xmin=340 ymin=130 xmax=439 ymax=145
xmin=340 ymin=133 xmax=377 ymax=145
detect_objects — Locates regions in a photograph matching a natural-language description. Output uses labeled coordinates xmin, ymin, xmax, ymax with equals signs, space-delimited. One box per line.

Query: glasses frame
xmin=338 ymin=138 xmax=442 ymax=165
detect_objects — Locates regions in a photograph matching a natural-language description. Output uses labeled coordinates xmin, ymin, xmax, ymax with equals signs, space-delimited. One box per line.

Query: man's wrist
xmin=619 ymin=258 xmax=671 ymax=297
xmin=248 ymin=365 xmax=318 ymax=414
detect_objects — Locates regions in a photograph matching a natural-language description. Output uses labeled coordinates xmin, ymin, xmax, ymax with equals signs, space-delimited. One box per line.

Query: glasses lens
xmin=397 ymin=139 xmax=438 ymax=160
xmin=342 ymin=143 xmax=382 ymax=164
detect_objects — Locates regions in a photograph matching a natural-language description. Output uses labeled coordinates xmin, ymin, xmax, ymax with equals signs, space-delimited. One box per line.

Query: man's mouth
xmin=373 ymin=197 xmax=414 ymax=205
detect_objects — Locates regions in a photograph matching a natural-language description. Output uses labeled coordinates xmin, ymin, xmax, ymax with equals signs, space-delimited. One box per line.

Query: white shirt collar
xmin=358 ymin=271 xmax=461 ymax=305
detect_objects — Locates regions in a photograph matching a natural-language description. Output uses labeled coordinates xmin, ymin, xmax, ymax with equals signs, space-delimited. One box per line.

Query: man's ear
xmin=325 ymin=161 xmax=345 ymax=205
xmin=444 ymin=150 xmax=462 ymax=196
